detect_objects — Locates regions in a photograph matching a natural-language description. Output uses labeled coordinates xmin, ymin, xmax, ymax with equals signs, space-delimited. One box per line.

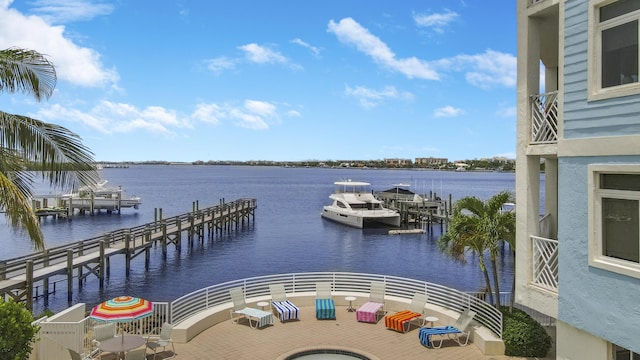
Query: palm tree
xmin=438 ymin=190 xmax=515 ymax=309
xmin=0 ymin=47 xmax=99 ymax=250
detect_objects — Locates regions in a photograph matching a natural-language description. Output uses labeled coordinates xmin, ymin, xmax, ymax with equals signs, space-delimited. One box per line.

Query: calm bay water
xmin=1 ymin=166 xmax=522 ymax=314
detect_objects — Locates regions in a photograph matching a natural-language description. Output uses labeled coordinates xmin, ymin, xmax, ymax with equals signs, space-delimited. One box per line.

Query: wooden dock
xmin=0 ymin=198 xmax=256 ymax=311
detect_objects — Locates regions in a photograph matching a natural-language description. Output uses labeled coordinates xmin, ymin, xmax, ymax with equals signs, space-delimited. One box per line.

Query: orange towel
xmin=384 ymin=310 xmax=421 ymax=332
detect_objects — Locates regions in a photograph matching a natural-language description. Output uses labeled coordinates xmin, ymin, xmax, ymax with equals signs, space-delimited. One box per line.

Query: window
xmin=612 ymin=343 xmax=640 ymax=360
xmin=589 ymin=165 xmax=640 ymax=278
xmin=589 ymin=0 xmax=640 ymax=100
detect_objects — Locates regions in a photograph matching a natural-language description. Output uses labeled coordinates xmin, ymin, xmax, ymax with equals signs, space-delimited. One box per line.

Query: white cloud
xmin=204 ymin=57 xmax=236 ymax=74
xmin=345 ymin=84 xmax=414 ymax=109
xmin=27 ymin=0 xmax=113 ymax=23
xmin=192 ymin=100 xmax=285 ymax=130
xmin=413 ymin=10 xmax=458 ymax=33
xmin=33 ymin=100 xmax=190 ymax=135
xmin=291 ymin=38 xmax=320 ymax=56
xmin=0 ymin=1 xmax=119 ymax=88
xmin=327 ymin=17 xmax=439 ymax=80
xmin=287 ymin=110 xmax=301 ymax=117
xmin=437 ymin=49 xmax=516 ymax=89
xmin=238 ymin=43 xmax=287 ymax=64
xmin=434 ymin=105 xmax=464 ymax=118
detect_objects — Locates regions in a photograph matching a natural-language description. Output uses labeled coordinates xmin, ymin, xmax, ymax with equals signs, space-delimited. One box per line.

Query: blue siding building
xmin=517 ymin=0 xmax=640 ymax=358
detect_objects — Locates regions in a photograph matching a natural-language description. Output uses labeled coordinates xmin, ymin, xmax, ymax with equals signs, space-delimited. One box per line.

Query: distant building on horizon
xmin=415 ymin=157 xmax=448 ymax=167
xmin=384 ymin=158 xmax=412 ymax=167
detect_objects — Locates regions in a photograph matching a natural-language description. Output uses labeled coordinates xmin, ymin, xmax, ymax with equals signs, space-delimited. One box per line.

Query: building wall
xmin=563 ymin=0 xmax=640 ymax=139
xmin=556 ymin=321 xmax=608 ymax=360
xmin=557 ymin=156 xmax=640 ymax=354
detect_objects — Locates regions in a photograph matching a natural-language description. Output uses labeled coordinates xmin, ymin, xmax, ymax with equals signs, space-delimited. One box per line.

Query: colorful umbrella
xmin=90 ymin=296 xmax=153 ymax=322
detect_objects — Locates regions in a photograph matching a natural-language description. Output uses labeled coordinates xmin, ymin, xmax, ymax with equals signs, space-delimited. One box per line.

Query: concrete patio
xmin=125 ymin=305 xmax=527 ymax=360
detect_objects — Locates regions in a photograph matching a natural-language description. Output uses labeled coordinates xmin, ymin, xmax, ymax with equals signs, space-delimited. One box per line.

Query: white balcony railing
xmin=530 ymin=91 xmax=558 ymax=145
xmin=531 ymin=235 xmax=558 ymax=292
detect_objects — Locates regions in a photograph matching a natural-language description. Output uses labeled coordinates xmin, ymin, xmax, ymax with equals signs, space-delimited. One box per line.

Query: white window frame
xmin=588 ymin=164 xmax=640 ymax=279
xmin=588 ymin=0 xmax=640 ymax=101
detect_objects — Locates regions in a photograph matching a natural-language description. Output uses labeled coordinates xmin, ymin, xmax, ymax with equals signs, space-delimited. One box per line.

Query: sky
xmin=0 ymin=0 xmax=517 ymax=163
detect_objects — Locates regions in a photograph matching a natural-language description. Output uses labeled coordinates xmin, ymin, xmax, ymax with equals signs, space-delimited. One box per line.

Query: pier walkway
xmin=0 ymin=198 xmax=256 ymax=310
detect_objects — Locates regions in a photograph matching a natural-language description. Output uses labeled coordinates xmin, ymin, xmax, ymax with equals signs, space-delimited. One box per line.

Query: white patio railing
xmin=531 ymin=235 xmax=558 ymax=292
xmin=34 ymin=272 xmax=503 ymax=359
xmin=530 ymin=91 xmax=558 ymax=145
xmin=170 ymin=272 xmax=503 ymax=338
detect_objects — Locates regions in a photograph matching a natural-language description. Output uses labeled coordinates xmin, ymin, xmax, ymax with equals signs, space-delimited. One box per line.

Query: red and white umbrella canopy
xmin=89 ymin=296 xmax=153 ymax=322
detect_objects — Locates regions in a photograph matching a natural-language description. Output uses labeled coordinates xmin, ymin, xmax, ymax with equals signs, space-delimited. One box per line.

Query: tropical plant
xmin=0 ymin=298 xmax=39 ymax=360
xmin=438 ymin=190 xmax=515 ymax=309
xmin=0 ymin=47 xmax=99 ymax=250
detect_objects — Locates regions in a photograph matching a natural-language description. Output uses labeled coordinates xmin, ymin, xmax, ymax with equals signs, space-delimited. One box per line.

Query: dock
xmin=0 ymin=198 xmax=257 ymax=310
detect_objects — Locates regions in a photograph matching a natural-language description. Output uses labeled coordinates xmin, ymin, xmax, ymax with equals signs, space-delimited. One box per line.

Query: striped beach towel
xmin=315 ymin=298 xmax=336 ymax=319
xmin=384 ymin=310 xmax=421 ymax=332
xmin=418 ymin=326 xmax=460 ymax=347
xmin=272 ymin=299 xmax=299 ymax=321
xmin=356 ymin=301 xmax=384 ymax=323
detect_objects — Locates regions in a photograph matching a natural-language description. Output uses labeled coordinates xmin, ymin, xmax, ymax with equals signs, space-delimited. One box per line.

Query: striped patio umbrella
xmin=89 ymin=296 xmax=153 ymax=322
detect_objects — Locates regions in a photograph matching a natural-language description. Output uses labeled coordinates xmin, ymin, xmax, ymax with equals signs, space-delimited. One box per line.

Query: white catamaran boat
xmin=321 ymin=180 xmax=400 ymax=228
xmin=64 ymin=180 xmax=141 ymax=211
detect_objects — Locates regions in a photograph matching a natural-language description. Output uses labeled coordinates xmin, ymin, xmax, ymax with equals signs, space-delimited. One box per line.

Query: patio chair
xmin=315 ymin=282 xmax=336 ymax=320
xmin=68 ymin=349 xmax=92 ymax=360
xmin=384 ymin=293 xmax=428 ymax=333
xmin=418 ymin=309 xmax=477 ymax=348
xmin=356 ymin=281 xmax=386 ymax=323
xmin=269 ymin=283 xmax=300 ymax=322
xmin=125 ymin=348 xmax=148 ymax=360
xmin=91 ymin=322 xmax=116 ymax=358
xmin=146 ymin=322 xmax=175 ymax=360
xmin=229 ymin=287 xmax=274 ymax=329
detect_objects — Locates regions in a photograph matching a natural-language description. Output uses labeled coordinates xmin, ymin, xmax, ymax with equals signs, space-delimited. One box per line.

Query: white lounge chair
xmin=418 ymin=309 xmax=476 ymax=348
xmin=384 ymin=292 xmax=428 ymax=332
xmin=356 ymin=281 xmax=386 ymax=323
xmin=229 ymin=287 xmax=274 ymax=329
xmin=269 ymin=284 xmax=300 ymax=322
xmin=315 ymin=282 xmax=335 ymax=320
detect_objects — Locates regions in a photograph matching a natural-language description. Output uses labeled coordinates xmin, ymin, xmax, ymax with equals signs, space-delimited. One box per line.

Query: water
xmin=0 ymin=166 xmax=519 ymax=314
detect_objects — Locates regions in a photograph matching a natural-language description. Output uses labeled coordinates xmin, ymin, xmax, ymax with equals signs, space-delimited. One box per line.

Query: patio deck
xmin=102 ymin=305 xmax=525 ymax=360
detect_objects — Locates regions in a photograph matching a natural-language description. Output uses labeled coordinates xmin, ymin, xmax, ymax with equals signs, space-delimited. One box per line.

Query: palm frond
xmin=0 ymin=111 xmax=99 ymax=190
xmin=0 ymin=48 xmax=56 ymax=101
xmin=0 ymin=172 xmax=44 ymax=249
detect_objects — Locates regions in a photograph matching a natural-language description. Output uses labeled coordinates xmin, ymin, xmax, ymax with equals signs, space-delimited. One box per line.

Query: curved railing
xmin=169 ymin=272 xmax=502 ymax=338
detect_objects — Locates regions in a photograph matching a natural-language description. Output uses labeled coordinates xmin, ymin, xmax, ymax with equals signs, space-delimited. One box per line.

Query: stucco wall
xmin=558 ymin=156 xmax=640 ymax=354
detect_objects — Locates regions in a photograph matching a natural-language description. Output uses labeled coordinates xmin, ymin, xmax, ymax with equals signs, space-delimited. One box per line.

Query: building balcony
xmin=531 ymin=235 xmax=558 ymax=293
xmin=530 ymin=91 xmax=558 ymax=146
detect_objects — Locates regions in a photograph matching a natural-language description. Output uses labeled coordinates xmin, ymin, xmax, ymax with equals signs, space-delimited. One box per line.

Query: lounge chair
xmin=418 ymin=309 xmax=476 ymax=348
xmin=91 ymin=322 xmax=116 ymax=358
xmin=315 ymin=282 xmax=336 ymax=320
xmin=146 ymin=322 xmax=175 ymax=360
xmin=229 ymin=287 xmax=274 ymax=329
xmin=269 ymin=283 xmax=300 ymax=322
xmin=356 ymin=281 xmax=386 ymax=323
xmin=384 ymin=293 xmax=428 ymax=333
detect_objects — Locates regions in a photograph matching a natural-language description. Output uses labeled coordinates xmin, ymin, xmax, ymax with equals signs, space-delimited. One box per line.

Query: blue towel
xmin=418 ymin=326 xmax=461 ymax=347
xmin=315 ymin=298 xmax=336 ymax=319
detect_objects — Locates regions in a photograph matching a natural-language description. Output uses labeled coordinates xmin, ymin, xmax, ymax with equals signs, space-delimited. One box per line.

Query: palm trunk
xmin=478 ymin=257 xmax=494 ymax=305
xmin=490 ymin=257 xmax=501 ymax=309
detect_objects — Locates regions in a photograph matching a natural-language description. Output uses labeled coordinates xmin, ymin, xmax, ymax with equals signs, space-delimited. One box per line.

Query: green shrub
xmin=0 ymin=298 xmax=39 ymax=360
xmin=502 ymin=307 xmax=552 ymax=357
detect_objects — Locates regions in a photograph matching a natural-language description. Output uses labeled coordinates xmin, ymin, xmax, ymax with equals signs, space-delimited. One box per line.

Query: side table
xmin=345 ymin=296 xmax=356 ymax=312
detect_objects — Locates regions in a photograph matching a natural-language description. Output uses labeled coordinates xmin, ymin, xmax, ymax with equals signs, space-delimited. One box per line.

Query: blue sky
xmin=1 ymin=0 xmax=517 ymax=162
